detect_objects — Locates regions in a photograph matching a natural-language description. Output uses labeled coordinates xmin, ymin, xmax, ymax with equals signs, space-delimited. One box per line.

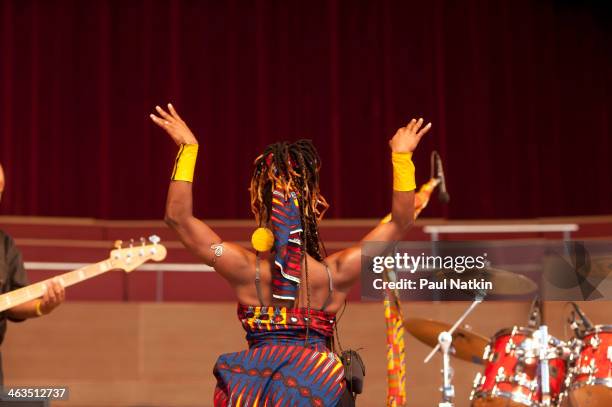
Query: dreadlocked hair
xmin=249 ymin=139 xmax=329 ymax=262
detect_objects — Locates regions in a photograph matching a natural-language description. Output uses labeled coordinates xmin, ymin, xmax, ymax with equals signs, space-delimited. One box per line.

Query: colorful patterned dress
xmin=213 ymin=304 xmax=346 ymax=406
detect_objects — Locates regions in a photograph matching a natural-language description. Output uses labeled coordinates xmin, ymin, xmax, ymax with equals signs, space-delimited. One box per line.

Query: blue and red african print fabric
xmin=213 ymin=305 xmax=345 ymax=406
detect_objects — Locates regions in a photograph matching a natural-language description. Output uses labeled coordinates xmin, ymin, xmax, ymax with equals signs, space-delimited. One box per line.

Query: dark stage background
xmin=0 ymin=0 xmax=610 ymax=220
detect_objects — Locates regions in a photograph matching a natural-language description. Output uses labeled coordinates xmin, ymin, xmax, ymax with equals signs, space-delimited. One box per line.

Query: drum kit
xmin=404 ymin=269 xmax=612 ymax=407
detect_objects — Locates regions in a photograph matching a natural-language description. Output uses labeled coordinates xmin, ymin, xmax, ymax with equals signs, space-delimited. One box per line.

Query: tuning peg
xmin=129 ymin=238 xmax=134 ymax=248
xmin=138 ymin=237 xmax=146 ymax=257
xmin=149 ymin=235 xmax=160 ymax=245
xmin=114 ymin=240 xmax=123 ymax=250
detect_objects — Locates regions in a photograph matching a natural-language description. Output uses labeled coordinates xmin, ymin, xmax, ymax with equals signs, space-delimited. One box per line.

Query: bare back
xmin=231 ymin=252 xmax=346 ymax=314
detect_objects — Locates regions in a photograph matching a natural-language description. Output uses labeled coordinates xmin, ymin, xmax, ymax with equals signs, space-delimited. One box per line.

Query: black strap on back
xmin=255 ymin=255 xmax=265 ymax=307
xmin=320 ymin=262 xmax=334 ymax=311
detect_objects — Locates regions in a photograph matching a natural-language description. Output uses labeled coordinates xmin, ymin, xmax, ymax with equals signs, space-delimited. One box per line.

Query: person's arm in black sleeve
xmin=4 ymin=235 xmax=65 ymax=320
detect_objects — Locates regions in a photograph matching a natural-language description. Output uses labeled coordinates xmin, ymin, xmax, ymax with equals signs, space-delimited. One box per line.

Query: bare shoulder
xmin=324 ymin=247 xmax=361 ymax=292
xmin=211 ymin=242 xmax=257 ymax=285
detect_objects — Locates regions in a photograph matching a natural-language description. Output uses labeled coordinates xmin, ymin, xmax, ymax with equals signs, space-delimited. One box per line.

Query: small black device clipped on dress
xmin=341 ymin=349 xmax=366 ymax=394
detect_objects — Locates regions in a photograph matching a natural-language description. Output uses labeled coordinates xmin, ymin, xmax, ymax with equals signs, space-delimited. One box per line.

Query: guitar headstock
xmin=109 ymin=235 xmax=167 ymax=272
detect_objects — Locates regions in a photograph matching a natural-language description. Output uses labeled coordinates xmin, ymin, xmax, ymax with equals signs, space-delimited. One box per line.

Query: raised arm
xmin=150 ymin=104 xmax=252 ymax=283
xmin=327 ymin=118 xmax=431 ymax=290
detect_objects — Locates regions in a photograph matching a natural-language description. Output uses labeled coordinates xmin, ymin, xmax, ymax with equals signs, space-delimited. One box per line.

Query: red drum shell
xmin=567 ymin=325 xmax=612 ymax=407
xmin=471 ymin=326 xmax=566 ymax=407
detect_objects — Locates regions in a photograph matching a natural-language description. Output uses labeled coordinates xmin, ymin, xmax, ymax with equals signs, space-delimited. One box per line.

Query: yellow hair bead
xmin=251 ymin=227 xmax=274 ymax=252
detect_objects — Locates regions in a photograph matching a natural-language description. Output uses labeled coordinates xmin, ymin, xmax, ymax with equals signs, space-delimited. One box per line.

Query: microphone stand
xmin=424 ymin=295 xmax=484 ymax=407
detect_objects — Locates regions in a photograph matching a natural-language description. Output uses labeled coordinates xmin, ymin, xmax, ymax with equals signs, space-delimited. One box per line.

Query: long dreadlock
xmin=250 ymin=139 xmax=329 ymax=261
xmin=250 ymin=139 xmax=329 ymax=346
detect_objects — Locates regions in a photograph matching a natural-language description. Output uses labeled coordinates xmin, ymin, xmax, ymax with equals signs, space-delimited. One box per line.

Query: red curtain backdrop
xmin=0 ymin=0 xmax=610 ymax=220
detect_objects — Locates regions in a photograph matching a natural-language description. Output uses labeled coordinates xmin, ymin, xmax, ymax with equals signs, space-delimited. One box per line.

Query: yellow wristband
xmin=392 ymin=151 xmax=416 ymax=191
xmin=171 ymin=144 xmax=199 ymax=182
xmin=35 ymin=299 xmax=43 ymax=316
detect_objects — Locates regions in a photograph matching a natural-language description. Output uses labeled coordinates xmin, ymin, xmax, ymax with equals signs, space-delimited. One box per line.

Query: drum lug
xmin=495 ymin=367 xmax=506 ymax=382
xmin=586 ymin=374 xmax=596 ymax=385
xmin=505 ymin=340 xmax=514 ymax=354
xmin=472 ymin=372 xmax=482 ymax=388
xmin=469 ymin=373 xmax=480 ymax=401
xmin=558 ymin=390 xmax=567 ymax=405
xmin=584 ymin=358 xmax=597 ymax=375
xmin=567 ymin=340 xmax=581 ymax=362
xmin=586 ymin=358 xmax=598 ymax=376
xmin=482 ymin=345 xmax=490 ymax=361
xmin=590 ymin=334 xmax=601 ymax=349
xmin=564 ymin=371 xmax=573 ymax=388
xmin=516 ymin=373 xmax=538 ymax=392
xmin=468 ymin=389 xmax=475 ymax=401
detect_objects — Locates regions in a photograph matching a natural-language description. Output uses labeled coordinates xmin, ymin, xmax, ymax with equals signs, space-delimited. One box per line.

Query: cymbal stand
xmin=424 ymin=296 xmax=484 ymax=407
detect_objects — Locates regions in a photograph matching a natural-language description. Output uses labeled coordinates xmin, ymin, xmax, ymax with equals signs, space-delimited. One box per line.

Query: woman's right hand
xmin=150 ymin=103 xmax=198 ymax=145
xmin=389 ymin=117 xmax=431 ymax=153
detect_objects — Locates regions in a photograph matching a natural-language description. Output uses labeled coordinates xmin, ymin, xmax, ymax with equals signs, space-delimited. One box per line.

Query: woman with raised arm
xmin=150 ymin=104 xmax=431 ymax=407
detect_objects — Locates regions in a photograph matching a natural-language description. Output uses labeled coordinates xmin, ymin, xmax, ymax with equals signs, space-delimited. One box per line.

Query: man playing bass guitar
xmin=0 ymin=163 xmax=65 ymax=384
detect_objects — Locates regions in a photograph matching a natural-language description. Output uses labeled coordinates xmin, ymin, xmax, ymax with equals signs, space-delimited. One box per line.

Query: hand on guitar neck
xmin=0 ymin=236 xmax=167 ymax=320
xmin=5 ymin=279 xmax=65 ymax=320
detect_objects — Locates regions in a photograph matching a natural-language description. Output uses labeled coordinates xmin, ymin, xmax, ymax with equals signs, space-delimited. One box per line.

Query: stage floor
xmin=3 ymin=300 xmax=610 ymax=407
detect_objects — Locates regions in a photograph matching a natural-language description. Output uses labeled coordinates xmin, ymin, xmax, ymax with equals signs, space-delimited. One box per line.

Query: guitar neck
xmin=0 ymin=259 xmax=114 ymax=313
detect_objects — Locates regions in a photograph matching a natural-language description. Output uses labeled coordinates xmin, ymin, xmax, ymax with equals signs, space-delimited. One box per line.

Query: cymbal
xmin=435 ymin=266 xmax=538 ymax=296
xmin=404 ymin=317 xmax=489 ymax=364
